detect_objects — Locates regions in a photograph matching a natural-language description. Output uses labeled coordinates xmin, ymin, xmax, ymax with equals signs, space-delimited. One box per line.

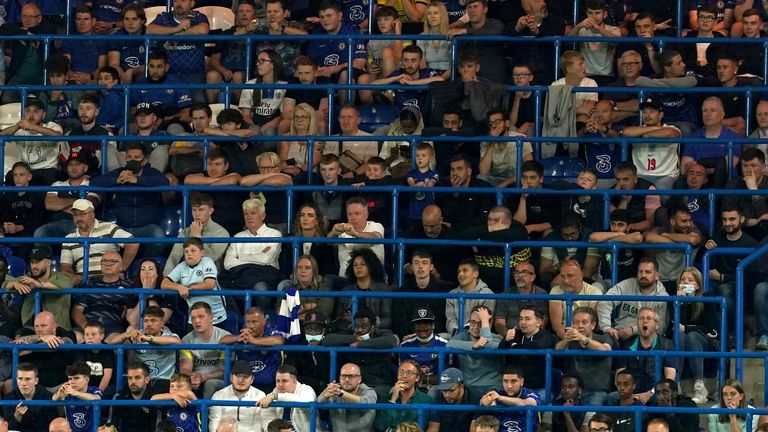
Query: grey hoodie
xmin=446 ymin=279 xmax=495 ymax=335
xmin=597 ymin=278 xmax=669 ymax=335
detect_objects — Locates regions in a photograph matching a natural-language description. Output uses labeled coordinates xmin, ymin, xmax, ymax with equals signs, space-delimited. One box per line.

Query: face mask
xmin=416 ymin=334 xmax=434 ymax=343
xmin=305 ymin=334 xmax=323 ymax=343
xmin=357 ymin=332 xmax=371 ymax=341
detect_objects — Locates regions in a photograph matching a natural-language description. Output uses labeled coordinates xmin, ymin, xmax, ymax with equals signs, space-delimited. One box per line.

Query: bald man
xmin=12 ymin=312 xmax=75 ymax=389
xmin=317 ymin=363 xmax=377 ymax=432
xmin=405 ymin=205 xmax=469 ymax=284
xmin=493 ymin=262 xmax=549 ymax=335
xmin=49 ymin=417 xmax=72 ymax=432
xmin=748 ymin=101 xmax=768 ymax=163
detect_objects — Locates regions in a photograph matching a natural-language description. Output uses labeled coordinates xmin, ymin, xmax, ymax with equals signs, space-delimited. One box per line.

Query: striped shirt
xmin=60 ymin=220 xmax=133 ymax=278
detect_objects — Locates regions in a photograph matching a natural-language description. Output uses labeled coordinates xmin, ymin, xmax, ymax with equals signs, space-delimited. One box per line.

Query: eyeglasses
xmin=256 ymin=58 xmax=273 ymax=64
xmin=294 ymin=115 xmax=310 ymax=120
xmin=397 ymin=370 xmax=419 ymax=377
xmin=620 ymin=61 xmax=641 ymax=67
xmin=468 ymin=320 xmax=481 ymax=327
xmin=514 ymin=270 xmax=533 ymax=277
xmin=101 ymin=259 xmax=120 ymax=265
xmin=487 ymin=119 xmax=505 ymax=127
xmin=512 ymin=73 xmax=532 ymax=78
xmin=340 ymin=374 xmax=361 ymax=380
xmin=699 ymin=15 xmax=716 ymax=21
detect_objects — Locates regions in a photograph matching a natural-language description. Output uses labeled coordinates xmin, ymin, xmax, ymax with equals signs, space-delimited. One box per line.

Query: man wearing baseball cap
xmin=60 ymin=198 xmax=138 ymax=285
xmin=0 ymin=97 xmax=64 ymax=186
xmin=621 ymin=95 xmax=682 ymax=191
xmin=120 ymin=102 xmax=169 ymax=173
xmin=400 ymin=307 xmax=447 ymax=385
xmin=426 ymin=368 xmax=478 ymax=432
xmin=209 ymin=360 xmax=275 ymax=432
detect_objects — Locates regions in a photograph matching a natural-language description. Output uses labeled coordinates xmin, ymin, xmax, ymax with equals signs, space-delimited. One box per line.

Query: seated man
xmin=256 ymin=365 xmax=322 ymax=432
xmin=548 ymin=260 xmax=601 ymax=339
xmin=2 ymin=362 xmax=57 ymax=432
xmin=183 ymin=150 xmax=246 ymax=236
xmin=494 ymin=262 xmax=549 ymax=335
xmin=317 ymin=362 xmax=377 ymax=432
xmin=610 ymin=161 xmax=660 ymax=233
xmin=512 ymin=160 xmax=559 ymax=239
xmin=322 ymin=105 xmax=376 ymax=177
xmin=539 ymin=214 xmax=601 ymax=290
xmin=8 ymin=312 xmax=74 ymax=389
xmin=370 ymin=45 xmax=444 ymax=113
xmin=130 ymin=50 xmax=193 ymax=130
xmin=239 ymin=152 xmax=293 ymax=231
xmin=61 ymin=6 xmax=107 ymax=84
xmin=473 ymin=367 xmax=540 ymax=432
xmin=588 ymin=209 xmax=644 ymax=289
xmin=373 ymin=359 xmax=434 ymax=431
xmin=446 ymin=306 xmax=502 ymax=396
xmin=644 ymin=203 xmax=702 ymax=293
xmin=540 ymin=374 xmax=594 ymax=432
xmin=550 ymin=50 xmax=598 ymax=122
xmin=723 ymin=148 xmax=768 ymax=240
xmin=643 ymin=379 xmax=698 ymax=432
xmin=179 ymin=302 xmax=231 ymax=399
xmin=209 ymin=360 xmax=276 ymax=432
xmin=499 ymin=306 xmax=558 ymax=394
xmin=446 ymin=260 xmax=495 ymax=335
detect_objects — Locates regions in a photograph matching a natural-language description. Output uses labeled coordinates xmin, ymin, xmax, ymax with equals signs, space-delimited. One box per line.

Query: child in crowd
xmin=367 ymin=6 xmax=402 ymax=80
xmin=406 ymin=143 xmax=438 ymax=220
xmin=473 ymin=415 xmax=500 ymax=432
xmin=73 ymin=322 xmax=115 ymax=397
xmin=151 ymin=373 xmax=200 ymax=432
xmin=95 ymin=66 xmax=124 ymax=134
xmin=53 ymin=361 xmax=104 ymax=432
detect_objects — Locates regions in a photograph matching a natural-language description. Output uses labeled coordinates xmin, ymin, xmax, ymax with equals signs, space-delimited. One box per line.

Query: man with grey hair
xmin=220 ymin=198 xmax=282 ymax=303
xmin=239 ymin=152 xmax=292 ymax=232
xmin=605 ymin=50 xmax=642 ymax=124
xmin=317 ymin=363 xmax=377 ymax=432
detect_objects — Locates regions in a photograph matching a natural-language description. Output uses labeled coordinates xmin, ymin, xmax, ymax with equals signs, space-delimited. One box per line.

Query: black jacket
xmin=3 ymin=385 xmax=56 ymax=432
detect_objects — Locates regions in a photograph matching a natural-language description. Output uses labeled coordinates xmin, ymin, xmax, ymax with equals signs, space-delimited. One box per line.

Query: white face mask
xmin=357 ymin=332 xmax=372 ymax=341
xmin=305 ymin=334 xmax=323 ymax=343
xmin=416 ymin=334 xmax=434 ymax=343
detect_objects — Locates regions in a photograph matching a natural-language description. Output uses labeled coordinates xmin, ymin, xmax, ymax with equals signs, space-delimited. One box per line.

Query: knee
xmin=206 ymin=71 xmax=222 ymax=83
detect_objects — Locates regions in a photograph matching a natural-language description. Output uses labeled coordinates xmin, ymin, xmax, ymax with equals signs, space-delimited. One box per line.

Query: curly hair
xmin=345 ymin=248 xmax=386 ymax=283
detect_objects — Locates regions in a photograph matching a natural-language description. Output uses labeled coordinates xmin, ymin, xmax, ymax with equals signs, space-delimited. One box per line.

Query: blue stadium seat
xmin=357 ymin=104 xmax=399 ymax=133
xmin=162 ymin=205 xmax=183 ymax=237
xmin=7 ymin=255 xmax=26 ymax=277
xmin=541 ymin=157 xmax=585 ymax=182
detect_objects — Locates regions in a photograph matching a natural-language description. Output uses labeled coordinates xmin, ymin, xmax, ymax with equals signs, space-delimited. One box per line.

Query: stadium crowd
xmin=0 ymin=0 xmax=768 ymax=430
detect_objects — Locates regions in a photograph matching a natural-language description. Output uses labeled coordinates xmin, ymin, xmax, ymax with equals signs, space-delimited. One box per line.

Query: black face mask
xmin=125 ymin=160 xmax=142 ymax=174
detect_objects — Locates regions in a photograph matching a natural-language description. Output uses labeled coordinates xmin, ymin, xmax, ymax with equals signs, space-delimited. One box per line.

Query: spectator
xmin=183 ymin=150 xmax=246 ymax=236
xmin=605 ymin=51 xmax=642 ymax=124
xmin=512 ymin=160 xmax=559 ymax=239
xmin=72 ymin=322 xmax=114 ymax=395
xmin=106 ymin=4 xmax=147 ymax=84
xmin=426 ymin=368 xmax=479 ymax=432
xmin=285 ymin=203 xmax=338 ymax=277
xmin=209 ymin=360 xmax=275 ymax=432
xmin=723 ymin=148 xmax=768 ymax=240
xmin=128 ymin=258 xmax=188 ymax=336
xmin=108 ymin=306 xmax=181 ymax=384
xmin=61 ymin=6 xmax=107 ymax=84
xmin=474 ymin=367 xmax=540 ymax=432
xmin=399 ymin=307 xmax=448 ymax=384
xmin=686 ymin=0 xmax=733 ymax=35
xmin=166 ymin=103 xmax=209 ymax=180
xmin=709 ymin=54 xmax=759 ymax=137
xmin=322 ymin=105 xmax=376 ymax=177
xmin=0 ymin=162 xmax=47 ymax=258
xmin=90 ymin=143 xmax=168 ymax=256
xmin=145 ymin=0 xmax=209 ymax=103
xmin=598 ymin=257 xmax=669 ymax=342
xmin=499 ymin=305 xmax=558 ymax=393
xmin=12 ymin=312 xmax=75 ymax=388
xmin=472 ymin=416 xmax=499 ymax=432
xmin=251 ymin=0 xmax=308 ymax=77
xmin=404 ymin=205 xmax=468 ymax=283
xmin=558 ymin=168 xmax=607 ymax=232
xmin=608 ymin=371 xmax=645 ymax=432
xmin=540 ymin=374 xmax=593 ymax=432
xmin=417 ymin=1 xmax=452 ymax=78
xmin=130 ymin=50 xmax=193 ymax=131
xmin=37 ymin=55 xmax=83 ymax=134
xmin=371 ymin=45 xmax=444 ymax=114
xmin=589 ymin=414 xmax=615 ymax=432
xmin=3 ymin=245 xmax=73 ymax=329
xmin=120 ymin=103 xmax=169 ymax=173
xmin=681 ymin=97 xmax=741 ymax=188
xmin=0 ymin=98 xmax=65 ymax=186
xmin=580 ymin=101 xmax=623 ymax=186
xmin=377 ymin=107 xmax=425 ymax=174
xmin=621 ymin=96 xmax=682 ymax=191
xmin=221 ymin=307 xmax=285 ymax=392
xmin=644 ymin=203 xmax=702 ymax=293
xmin=734 ymin=9 xmax=765 ymax=78
xmin=178 ymin=302 xmax=230 ymax=398
xmin=554 ymin=307 xmax=614 ymax=406
xmin=568 ymin=0 xmax=621 ymax=82
xmin=509 ymin=63 xmax=537 ymax=135
xmin=66 ymin=93 xmax=120 ymax=173
xmin=95 ymin=66 xmax=124 ymax=133
xmin=0 ymin=4 xmax=55 ymax=104
xmin=239 ymin=49 xmax=288 ymax=135
xmin=539 ymin=215 xmax=601 ymax=289
xmin=435 ymin=155 xmax=493 ymax=229
xmin=551 ymin=51 xmax=598 ymax=121
xmin=282 ymin=56 xmax=330 ymax=135
xmin=316 ymin=362 xmax=377 ymax=432
xmin=71 ymin=250 xmax=132 ymax=338
xmin=548 ymin=260 xmax=601 ymax=338
xmin=507 ymin=0 xmax=567 ymax=84
xmin=328 ymin=196 xmax=385 ymax=277
xmin=365 ymin=6 xmax=403 ymax=81
xmin=615 ymin=307 xmax=677 ymax=401
xmin=342 ymin=156 xmax=396 ymax=225
xmin=2 ymin=363 xmax=56 ymax=432
xmin=109 ymin=362 xmax=165 ymax=432
xmin=307 ymin=1 xmax=371 ymax=104
xmin=448 ymin=0 xmax=505 ymax=83
xmin=150 ymin=374 xmax=200 ymax=432
xmin=707 ymin=379 xmax=759 ymax=431
xmin=256 ymin=365 xmax=323 ymax=432
xmin=164 ymin=193 xmax=230 ymax=273
xmin=60 ymin=199 xmax=137 ymax=286
xmin=239 ymin=152 xmax=293 ymax=229
xmin=478 ymin=109 xmax=533 ymax=187
xmin=446 ymin=305 xmax=502 ymax=395
xmin=322 ymin=308 xmax=398 ymax=399
xmin=49 ymin=418 xmax=72 ymax=432
xmin=334 ymin=249 xmax=392 ymax=329
xmin=219 ymin=198 xmax=282 ymax=299
xmin=645 ymin=379 xmax=698 ymax=431
xmin=494 ymin=262 xmax=549 ymax=335
xmin=677 ymin=4 xmax=726 ymax=77
xmin=617 ymin=13 xmax=662 ymax=77
xmin=392 ymin=251 xmax=451 ymax=339
xmin=446 ymin=259 xmax=495 ymax=335
xmin=277 ymin=254 xmax=335 ymax=321
xmin=278 ymin=103 xmax=321 ymax=177
xmin=162 ymin=238 xmax=228 ymax=327
xmin=404 ymin=143 xmax=439 ymax=221
xmin=373 ymin=360 xmax=433 ymax=432
xmin=648 ymin=419 xmax=671 ymax=432
xmin=588 ymin=209 xmax=644 ymax=287
xmin=52 ymin=361 xmax=103 ymax=432
xmin=284 ymin=311 xmax=330 ymax=395
xmin=610 ymin=161 xmax=661 ymax=233
xmin=32 ymin=151 xmax=101 ymax=246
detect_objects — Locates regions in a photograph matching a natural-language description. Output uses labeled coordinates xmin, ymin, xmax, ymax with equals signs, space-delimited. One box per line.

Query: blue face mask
xmin=305 ymin=334 xmax=323 ymax=343
xmin=416 ymin=334 xmax=434 ymax=343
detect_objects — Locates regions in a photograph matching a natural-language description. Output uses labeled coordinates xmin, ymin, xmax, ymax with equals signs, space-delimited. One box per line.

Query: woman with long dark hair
xmin=126 ymin=258 xmax=187 ymax=336
xmin=239 ymin=49 xmax=287 ymax=135
xmin=707 ymin=379 xmax=758 ymax=431
xmin=332 ymin=248 xmax=391 ymax=329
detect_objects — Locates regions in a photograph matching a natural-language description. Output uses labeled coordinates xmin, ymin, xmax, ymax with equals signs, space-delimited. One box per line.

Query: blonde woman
xmin=417 ymin=1 xmax=451 ymax=79
xmin=278 ymin=103 xmax=321 ymax=176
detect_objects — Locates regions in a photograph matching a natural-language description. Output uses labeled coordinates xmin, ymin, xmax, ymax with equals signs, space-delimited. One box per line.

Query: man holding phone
xmin=91 ymin=143 xmax=169 ymax=256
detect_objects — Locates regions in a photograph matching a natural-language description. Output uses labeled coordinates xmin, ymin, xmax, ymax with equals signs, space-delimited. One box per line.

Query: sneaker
xmin=692 ymin=380 xmax=708 ymax=404
xmin=756 ymin=335 xmax=768 ymax=350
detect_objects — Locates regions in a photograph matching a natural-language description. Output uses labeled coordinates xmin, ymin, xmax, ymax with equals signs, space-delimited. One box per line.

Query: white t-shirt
xmin=337 ymin=221 xmax=385 ymax=276
xmin=632 ymin=123 xmax=681 ymax=177
xmin=14 ymin=122 xmax=66 ymax=170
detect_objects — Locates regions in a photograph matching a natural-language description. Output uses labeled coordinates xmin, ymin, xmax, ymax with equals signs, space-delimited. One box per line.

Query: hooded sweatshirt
xmin=597 ymin=278 xmax=669 ymax=335
xmin=446 ymin=279 xmax=495 ymax=335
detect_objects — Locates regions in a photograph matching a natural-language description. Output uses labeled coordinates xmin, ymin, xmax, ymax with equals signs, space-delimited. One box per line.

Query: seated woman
xmin=707 ymin=380 xmax=759 ymax=431
xmin=239 ymin=49 xmax=288 ymax=136
xmin=278 ymin=103 xmax=322 ymax=177
xmin=277 ymin=255 xmax=335 ymax=321
xmin=125 ymin=258 xmax=188 ymax=337
xmin=332 ymin=249 xmax=392 ymax=330
xmin=675 ymin=267 xmax=720 ymax=404
xmin=417 ymin=1 xmax=452 ymax=79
